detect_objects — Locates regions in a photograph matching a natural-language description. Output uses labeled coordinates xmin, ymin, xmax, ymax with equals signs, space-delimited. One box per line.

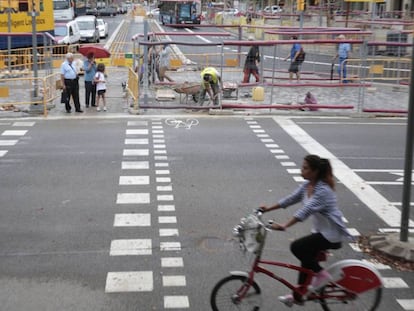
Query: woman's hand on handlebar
xmin=269 ymin=222 xmax=286 ymax=231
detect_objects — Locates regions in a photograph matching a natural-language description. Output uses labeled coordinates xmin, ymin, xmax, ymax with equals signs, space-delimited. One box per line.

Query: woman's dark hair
xmin=304 ymin=154 xmax=335 ymax=189
xmin=97 ymin=63 xmax=105 ymax=72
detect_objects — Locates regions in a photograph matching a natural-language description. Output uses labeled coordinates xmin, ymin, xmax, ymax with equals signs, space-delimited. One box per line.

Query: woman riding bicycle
xmin=260 ymin=154 xmax=353 ymax=307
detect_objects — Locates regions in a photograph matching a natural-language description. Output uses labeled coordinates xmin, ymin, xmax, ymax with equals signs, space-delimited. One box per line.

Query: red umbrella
xmin=79 ymin=45 xmax=111 ymax=59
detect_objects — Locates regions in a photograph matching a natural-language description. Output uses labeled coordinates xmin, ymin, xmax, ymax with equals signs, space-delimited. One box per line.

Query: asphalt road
xmin=0 ymin=115 xmax=413 ymax=310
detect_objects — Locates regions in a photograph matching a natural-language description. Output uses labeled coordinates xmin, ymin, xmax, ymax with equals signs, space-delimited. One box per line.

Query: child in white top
xmin=94 ymin=63 xmax=107 ymax=111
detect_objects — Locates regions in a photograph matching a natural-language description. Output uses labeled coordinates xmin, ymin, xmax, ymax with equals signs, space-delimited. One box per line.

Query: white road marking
xmin=156 ymin=169 xmax=170 ymax=175
xmin=126 ymin=129 xmax=148 ymax=135
xmin=281 ymin=161 xmax=296 ymax=167
xmin=110 ymin=239 xmax=152 ymax=255
xmin=119 ymin=176 xmax=150 ymax=185
xmin=160 ymin=242 xmax=181 ymax=251
xmin=155 ymin=155 xmax=168 ymax=161
xmin=0 ymin=140 xmax=18 ymax=146
xmin=2 ymin=130 xmax=27 ymax=136
xmin=158 ymin=205 xmax=175 ymax=212
xmin=158 ymin=195 xmax=174 ymax=201
xmin=105 ymin=271 xmax=153 ymax=292
xmin=114 ymin=213 xmax=151 ymax=227
xmin=382 ymin=277 xmax=409 ymax=288
xmin=121 ymin=161 xmax=149 ymax=170
xmin=123 ymin=149 xmax=149 ymax=156
xmin=116 ymin=193 xmax=150 ymax=204
xmin=163 ymin=275 xmax=186 ymax=286
xmin=157 ymin=177 xmax=172 ymax=183
xmin=164 ymin=295 xmax=190 ymax=308
xmin=275 ymin=155 xmax=290 ymax=159
xmin=0 ymin=150 xmax=8 ymax=157
xmin=124 ymin=138 xmax=149 ymax=144
xmin=12 ymin=121 xmax=35 ymax=126
xmin=161 ymin=257 xmax=183 ymax=267
xmin=275 ymin=117 xmax=414 ymax=228
xmin=127 ymin=121 xmax=148 ymax=126
xmin=396 ymin=299 xmax=414 ymax=310
xmin=159 ymin=216 xmax=177 ymax=224
xmin=157 ymin=185 xmax=173 ymax=191
xmin=155 ymin=162 xmax=169 ymax=167
xmin=160 ymin=229 xmax=179 ymax=236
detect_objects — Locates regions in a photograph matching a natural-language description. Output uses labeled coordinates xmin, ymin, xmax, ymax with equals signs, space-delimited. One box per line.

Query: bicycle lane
xmin=246 ymin=116 xmax=413 ymax=311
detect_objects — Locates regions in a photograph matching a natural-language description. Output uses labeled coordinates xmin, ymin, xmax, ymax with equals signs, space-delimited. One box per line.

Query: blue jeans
xmin=338 ymin=57 xmax=348 ymax=80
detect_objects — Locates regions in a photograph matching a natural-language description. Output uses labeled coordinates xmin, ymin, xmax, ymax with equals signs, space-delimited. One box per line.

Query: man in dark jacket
xmin=242 ymin=35 xmax=260 ymax=83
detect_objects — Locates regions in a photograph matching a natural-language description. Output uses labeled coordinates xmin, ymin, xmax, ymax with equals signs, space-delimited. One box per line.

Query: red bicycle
xmin=210 ymin=210 xmax=383 ymax=311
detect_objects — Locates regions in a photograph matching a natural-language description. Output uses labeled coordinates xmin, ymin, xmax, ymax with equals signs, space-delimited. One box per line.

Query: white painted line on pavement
xmin=163 ymin=275 xmax=186 ymax=286
xmin=161 ymin=242 xmax=181 ymax=251
xmin=123 ymin=149 xmax=149 ymax=156
xmin=281 ymin=162 xmax=296 ymax=167
xmin=275 ymin=155 xmax=290 ymax=159
xmin=396 ymin=299 xmax=414 ymax=310
xmin=158 ymin=205 xmax=175 ymax=212
xmin=0 ymin=150 xmax=8 ymax=157
xmin=154 ymin=149 xmax=167 ymax=154
xmin=114 ymin=213 xmax=151 ymax=227
xmin=158 ymin=195 xmax=174 ymax=201
xmin=121 ymin=161 xmax=149 ymax=169
xmin=116 ymin=193 xmax=150 ymax=204
xmin=105 ymin=271 xmax=153 ymax=292
xmin=161 ymin=257 xmax=183 ymax=267
xmin=125 ymin=138 xmax=149 ymax=144
xmin=160 ymin=228 xmax=179 ymax=236
xmin=159 ymin=216 xmax=177 ymax=224
xmin=382 ymin=277 xmax=409 ymax=288
xmin=155 ymin=162 xmax=169 ymax=167
xmin=154 ymin=144 xmax=166 ymax=148
xmin=157 ymin=185 xmax=173 ymax=191
xmin=119 ymin=176 xmax=150 ymax=185
xmin=155 ymin=155 xmax=168 ymax=161
xmin=13 ymin=121 xmax=35 ymax=126
xmin=157 ymin=177 xmax=172 ymax=183
xmin=126 ymin=129 xmax=148 ymax=135
xmin=2 ymin=130 xmax=27 ymax=136
xmin=156 ymin=169 xmax=170 ymax=175
xmin=127 ymin=121 xmax=148 ymax=126
xmin=110 ymin=239 xmax=152 ymax=256
xmin=0 ymin=140 xmax=18 ymax=146
xmin=164 ymin=296 xmax=189 ymax=308
xmin=274 ymin=117 xmax=414 ymax=228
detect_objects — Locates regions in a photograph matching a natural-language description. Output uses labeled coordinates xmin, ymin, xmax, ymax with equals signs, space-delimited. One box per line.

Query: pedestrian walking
xmin=242 ymin=35 xmax=260 ymax=83
xmin=332 ymin=34 xmax=351 ymax=83
xmin=83 ymin=52 xmax=97 ymax=108
xmin=284 ymin=35 xmax=302 ymax=81
xmin=94 ymin=63 xmax=107 ymax=112
xmin=199 ymin=67 xmax=223 ymax=106
xmin=60 ymin=52 xmax=83 ymax=113
xmin=157 ymin=44 xmax=174 ymax=82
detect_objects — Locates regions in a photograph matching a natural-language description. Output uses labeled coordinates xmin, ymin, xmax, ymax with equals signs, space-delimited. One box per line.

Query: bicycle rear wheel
xmin=210 ymin=275 xmax=262 ymax=311
xmin=319 ymin=284 xmax=382 ymax=311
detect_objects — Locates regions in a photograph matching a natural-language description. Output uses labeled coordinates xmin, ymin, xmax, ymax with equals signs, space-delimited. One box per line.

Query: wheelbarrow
xmin=173 ymin=82 xmax=201 ymax=104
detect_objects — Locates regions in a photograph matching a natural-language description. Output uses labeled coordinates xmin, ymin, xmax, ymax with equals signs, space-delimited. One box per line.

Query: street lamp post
xmin=28 ymin=0 xmax=39 ymax=99
xmin=7 ymin=0 xmax=12 ymax=73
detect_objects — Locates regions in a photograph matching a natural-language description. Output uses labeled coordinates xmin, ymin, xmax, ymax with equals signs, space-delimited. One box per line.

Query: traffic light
xmin=297 ymin=0 xmax=305 ymax=11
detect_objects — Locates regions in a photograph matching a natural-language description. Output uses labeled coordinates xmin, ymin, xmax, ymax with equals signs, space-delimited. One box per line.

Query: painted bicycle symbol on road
xmin=165 ymin=118 xmax=199 ymax=129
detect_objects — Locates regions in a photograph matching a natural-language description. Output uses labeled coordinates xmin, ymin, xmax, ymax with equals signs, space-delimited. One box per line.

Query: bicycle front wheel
xmin=319 ymin=285 xmax=382 ymax=311
xmin=210 ymin=275 xmax=262 ymax=311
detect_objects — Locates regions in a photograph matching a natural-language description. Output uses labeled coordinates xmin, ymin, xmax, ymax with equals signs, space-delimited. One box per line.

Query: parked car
xmin=54 ymin=20 xmax=80 ymax=45
xmin=97 ymin=6 xmax=117 ymax=16
xmin=216 ymin=8 xmax=243 ymax=17
xmin=97 ymin=18 xmax=108 ymax=38
xmin=75 ymin=15 xmax=100 ymax=43
xmin=85 ymin=6 xmax=98 ymax=15
xmin=264 ymin=5 xmax=283 ymax=14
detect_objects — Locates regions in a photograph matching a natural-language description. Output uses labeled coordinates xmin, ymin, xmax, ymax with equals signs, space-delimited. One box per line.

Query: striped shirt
xmin=278 ymin=180 xmax=353 ymax=243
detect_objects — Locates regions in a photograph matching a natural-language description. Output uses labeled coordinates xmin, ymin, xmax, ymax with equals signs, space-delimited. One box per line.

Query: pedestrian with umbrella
xmin=83 ymin=52 xmax=97 ymax=108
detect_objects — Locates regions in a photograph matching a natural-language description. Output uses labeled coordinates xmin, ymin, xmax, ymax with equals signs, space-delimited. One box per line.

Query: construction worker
xmin=199 ymin=67 xmax=223 ymax=106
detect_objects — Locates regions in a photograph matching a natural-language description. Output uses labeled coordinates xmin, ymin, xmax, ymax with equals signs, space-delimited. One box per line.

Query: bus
xmin=158 ymin=0 xmax=201 ymax=25
xmin=53 ymin=0 xmax=74 ymax=21
xmin=0 ymin=0 xmax=55 ymax=49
